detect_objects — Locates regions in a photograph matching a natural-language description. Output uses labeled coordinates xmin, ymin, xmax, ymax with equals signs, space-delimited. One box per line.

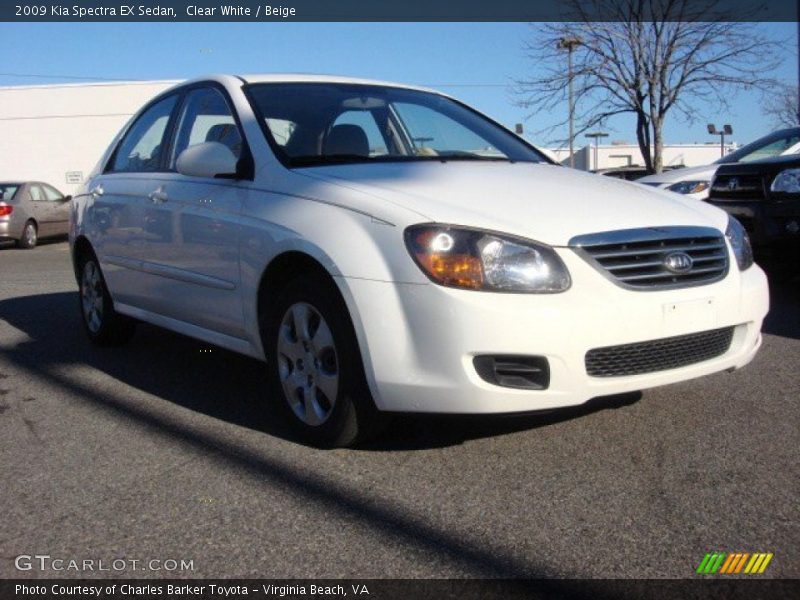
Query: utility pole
xmin=558 ymin=36 xmax=582 ymax=168
xmin=585 ymin=132 xmax=609 ymax=171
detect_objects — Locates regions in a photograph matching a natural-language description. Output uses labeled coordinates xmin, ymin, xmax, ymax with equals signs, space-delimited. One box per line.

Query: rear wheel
xmin=263 ymin=275 xmax=383 ymax=447
xmin=78 ymin=254 xmax=136 ymax=346
xmin=16 ymin=221 xmax=37 ymax=249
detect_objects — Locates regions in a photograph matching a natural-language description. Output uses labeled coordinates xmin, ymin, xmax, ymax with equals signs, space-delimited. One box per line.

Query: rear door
xmin=90 ymin=93 xmax=181 ymax=310
xmin=27 ymin=184 xmax=56 ymax=237
xmin=41 ymin=183 xmax=70 ymax=235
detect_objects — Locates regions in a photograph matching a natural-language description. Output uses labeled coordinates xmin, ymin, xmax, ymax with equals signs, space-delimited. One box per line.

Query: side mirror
xmin=62 ymin=195 xmax=73 ymax=202
xmin=176 ymin=142 xmax=238 ymax=179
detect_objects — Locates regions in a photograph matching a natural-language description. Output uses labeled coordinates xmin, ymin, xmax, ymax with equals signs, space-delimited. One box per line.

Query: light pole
xmin=558 ymin=36 xmax=582 ymax=168
xmin=707 ymin=124 xmax=733 ymax=158
xmin=585 ymin=132 xmax=609 ymax=171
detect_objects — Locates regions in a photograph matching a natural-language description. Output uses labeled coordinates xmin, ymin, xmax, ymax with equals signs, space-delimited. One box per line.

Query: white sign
xmin=65 ymin=171 xmax=84 ymax=184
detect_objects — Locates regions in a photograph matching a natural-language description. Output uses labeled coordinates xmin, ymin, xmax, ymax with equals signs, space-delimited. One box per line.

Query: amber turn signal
xmin=415 ymin=252 xmax=484 ymax=289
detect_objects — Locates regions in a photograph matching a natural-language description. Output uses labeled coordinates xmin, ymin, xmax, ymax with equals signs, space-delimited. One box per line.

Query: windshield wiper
xmin=287 ymin=153 xmax=528 ymax=167
xmin=288 ymin=154 xmax=377 ymax=167
xmin=433 ymin=154 xmax=515 ymax=162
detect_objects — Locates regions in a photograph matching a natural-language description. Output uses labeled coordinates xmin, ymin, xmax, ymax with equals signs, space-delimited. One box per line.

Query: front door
xmin=136 ymin=85 xmax=247 ymax=339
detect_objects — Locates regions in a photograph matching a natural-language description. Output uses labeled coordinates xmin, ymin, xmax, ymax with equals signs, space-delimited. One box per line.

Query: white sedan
xmin=638 ymin=127 xmax=800 ymax=200
xmin=70 ymin=75 xmax=769 ymax=446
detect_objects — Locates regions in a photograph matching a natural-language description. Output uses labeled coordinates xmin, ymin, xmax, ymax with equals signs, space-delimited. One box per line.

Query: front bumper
xmin=340 ymin=249 xmax=769 ymax=414
xmin=707 ymin=198 xmax=800 ymax=246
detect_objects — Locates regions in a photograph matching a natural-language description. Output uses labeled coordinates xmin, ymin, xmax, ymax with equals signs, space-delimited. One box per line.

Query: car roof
xmin=2 ymin=181 xmax=61 ymax=189
xmin=167 ymin=73 xmax=445 ymax=97
xmin=239 ymin=73 xmax=440 ymax=93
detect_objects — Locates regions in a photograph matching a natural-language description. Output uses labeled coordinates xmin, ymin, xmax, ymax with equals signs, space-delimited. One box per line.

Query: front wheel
xmin=78 ymin=255 xmax=136 ymax=346
xmin=263 ymin=275 xmax=383 ymax=447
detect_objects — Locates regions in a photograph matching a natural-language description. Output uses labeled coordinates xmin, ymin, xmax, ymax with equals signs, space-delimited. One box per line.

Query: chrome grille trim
xmin=569 ymin=226 xmax=730 ymax=290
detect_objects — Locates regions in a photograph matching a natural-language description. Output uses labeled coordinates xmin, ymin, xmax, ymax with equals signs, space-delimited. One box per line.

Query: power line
xmin=421 ymin=83 xmax=508 ymax=88
xmin=0 ymin=72 xmax=509 ymax=88
xmin=0 ymin=72 xmax=144 ymax=82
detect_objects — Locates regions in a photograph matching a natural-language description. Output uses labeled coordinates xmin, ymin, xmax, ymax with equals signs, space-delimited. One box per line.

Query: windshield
xmin=717 ymin=128 xmax=800 ymax=164
xmin=0 ymin=184 xmax=20 ymax=202
xmin=246 ymin=83 xmax=549 ymax=167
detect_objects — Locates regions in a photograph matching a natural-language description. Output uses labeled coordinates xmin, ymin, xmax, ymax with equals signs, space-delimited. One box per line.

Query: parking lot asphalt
xmin=0 ymin=240 xmax=797 ymax=580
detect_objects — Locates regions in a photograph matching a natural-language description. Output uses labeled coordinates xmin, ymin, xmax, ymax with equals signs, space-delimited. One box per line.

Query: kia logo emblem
xmin=727 ymin=177 xmax=739 ymax=191
xmin=664 ymin=252 xmax=694 ymax=273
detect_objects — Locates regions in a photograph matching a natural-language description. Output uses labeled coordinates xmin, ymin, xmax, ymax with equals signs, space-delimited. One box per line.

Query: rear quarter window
xmin=0 ymin=185 xmax=20 ymax=202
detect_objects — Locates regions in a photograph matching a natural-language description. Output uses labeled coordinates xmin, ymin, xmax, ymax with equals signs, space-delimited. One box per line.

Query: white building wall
xmin=0 ymin=80 xmax=177 ymax=194
xmin=548 ymin=143 xmax=737 ymax=171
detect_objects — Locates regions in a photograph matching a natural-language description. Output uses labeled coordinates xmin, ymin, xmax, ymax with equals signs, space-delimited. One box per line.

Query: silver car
xmin=0 ymin=181 xmax=71 ymax=249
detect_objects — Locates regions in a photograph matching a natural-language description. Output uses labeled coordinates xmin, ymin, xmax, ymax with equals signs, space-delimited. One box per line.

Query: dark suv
xmin=708 ymin=154 xmax=800 ymax=250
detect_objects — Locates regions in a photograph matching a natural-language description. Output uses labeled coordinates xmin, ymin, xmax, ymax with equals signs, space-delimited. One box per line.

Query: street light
xmin=585 ymin=132 xmax=609 ymax=171
xmin=558 ymin=36 xmax=582 ymax=168
xmin=707 ymin=124 xmax=733 ymax=158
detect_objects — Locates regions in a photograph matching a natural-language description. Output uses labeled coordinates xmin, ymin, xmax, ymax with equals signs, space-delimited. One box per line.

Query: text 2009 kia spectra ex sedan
xmin=70 ymin=74 xmax=769 ymax=447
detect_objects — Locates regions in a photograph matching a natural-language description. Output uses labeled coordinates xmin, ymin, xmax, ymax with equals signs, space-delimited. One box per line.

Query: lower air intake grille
xmin=473 ymin=355 xmax=550 ymax=390
xmin=585 ymin=327 xmax=735 ymax=377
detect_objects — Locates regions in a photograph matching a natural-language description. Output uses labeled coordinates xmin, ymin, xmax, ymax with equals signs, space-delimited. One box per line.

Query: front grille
xmin=711 ymin=173 xmax=765 ymax=200
xmin=585 ymin=327 xmax=735 ymax=377
xmin=570 ymin=226 xmax=729 ymax=290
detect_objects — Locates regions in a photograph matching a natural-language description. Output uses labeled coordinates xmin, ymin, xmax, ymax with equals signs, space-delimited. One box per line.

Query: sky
xmin=1 ymin=22 xmax=797 ymax=149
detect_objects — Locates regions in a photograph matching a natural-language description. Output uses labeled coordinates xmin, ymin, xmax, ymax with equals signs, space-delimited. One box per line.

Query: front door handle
xmin=148 ymin=188 xmax=168 ymax=204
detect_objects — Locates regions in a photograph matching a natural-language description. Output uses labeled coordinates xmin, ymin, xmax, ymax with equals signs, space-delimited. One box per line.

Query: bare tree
xmin=514 ymin=0 xmax=782 ymax=173
xmin=763 ymin=83 xmax=800 ymax=129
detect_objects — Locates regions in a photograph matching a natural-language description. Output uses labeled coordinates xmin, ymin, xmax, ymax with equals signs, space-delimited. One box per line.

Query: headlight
xmin=666 ymin=180 xmax=710 ymax=195
xmin=404 ymin=224 xmax=571 ymax=293
xmin=725 ymin=216 xmax=754 ymax=271
xmin=770 ymin=168 xmax=800 ymax=193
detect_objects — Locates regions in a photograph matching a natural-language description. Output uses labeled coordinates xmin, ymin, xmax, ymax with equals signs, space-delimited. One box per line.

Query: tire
xmin=77 ymin=253 xmax=136 ymax=346
xmin=263 ymin=274 xmax=384 ymax=448
xmin=16 ymin=221 xmax=37 ymax=249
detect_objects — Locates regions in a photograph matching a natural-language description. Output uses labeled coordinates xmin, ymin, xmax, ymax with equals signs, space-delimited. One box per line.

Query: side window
xmin=265 ymin=118 xmax=297 ymax=147
xmin=171 ymin=87 xmax=242 ymax=167
xmin=29 ymin=185 xmax=45 ymax=201
xmin=110 ymin=95 xmax=178 ymax=173
xmin=330 ymin=111 xmax=389 ymax=156
xmin=42 ymin=185 xmax=63 ymax=201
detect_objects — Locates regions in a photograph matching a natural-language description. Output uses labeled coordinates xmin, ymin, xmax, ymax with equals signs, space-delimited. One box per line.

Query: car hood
xmin=300 ymin=162 xmax=728 ymax=246
xmin=637 ymin=164 xmax=718 ymax=186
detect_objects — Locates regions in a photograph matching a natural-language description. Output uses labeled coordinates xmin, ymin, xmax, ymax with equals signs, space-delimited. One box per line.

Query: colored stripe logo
xmin=696 ymin=552 xmax=773 ymax=574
